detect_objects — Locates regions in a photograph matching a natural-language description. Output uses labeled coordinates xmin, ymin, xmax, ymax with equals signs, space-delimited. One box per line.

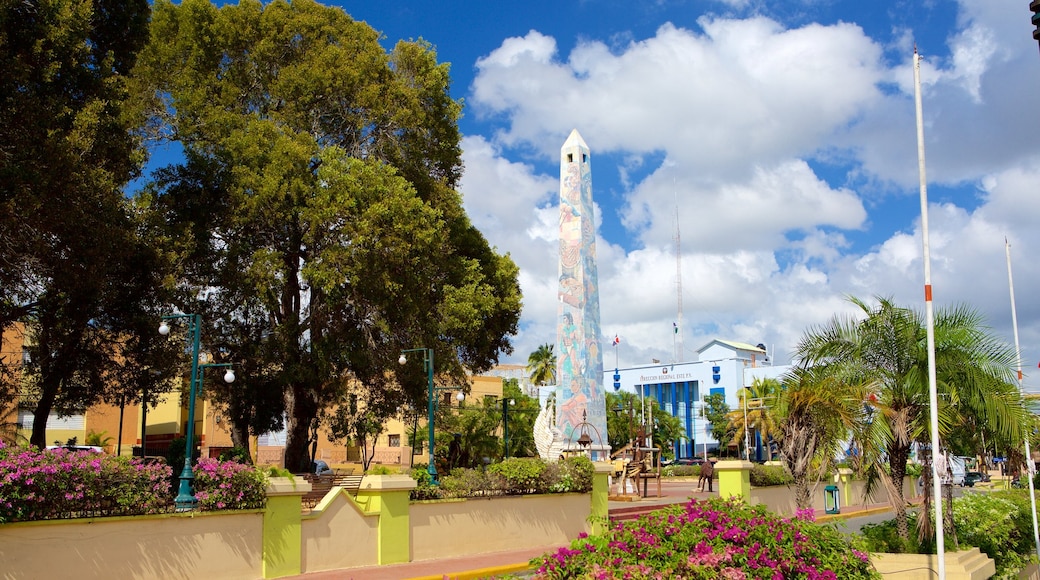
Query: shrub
xmin=409 ymin=465 xmax=441 ymax=500
xmin=562 ymin=456 xmax=594 ymax=492
xmin=0 ymin=442 xmax=172 ymax=522
xmin=532 ymin=497 xmax=878 ymax=579
xmin=953 ymin=491 xmax=1031 ymax=577
xmin=861 ymin=490 xmax=1036 ymax=578
xmin=488 ymin=457 xmax=546 ymax=494
xmin=217 ymin=446 xmax=252 ymax=464
xmin=663 ymin=464 xmax=700 ymax=477
xmin=366 ymin=464 xmax=394 ymax=475
xmin=750 ymin=464 xmax=793 ymax=487
xmin=859 ymin=512 xmax=923 ymax=555
xmin=409 ymin=457 xmax=593 ymax=500
xmin=192 ymin=457 xmax=267 ymax=511
xmin=439 ymin=467 xmax=504 ymax=498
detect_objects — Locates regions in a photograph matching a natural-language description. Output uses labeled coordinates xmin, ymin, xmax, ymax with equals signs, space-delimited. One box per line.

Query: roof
xmin=695 ymin=339 xmax=767 ymax=354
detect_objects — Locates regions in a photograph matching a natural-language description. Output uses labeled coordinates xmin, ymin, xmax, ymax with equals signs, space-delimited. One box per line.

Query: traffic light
xmin=1032 ymin=0 xmax=1040 ymax=43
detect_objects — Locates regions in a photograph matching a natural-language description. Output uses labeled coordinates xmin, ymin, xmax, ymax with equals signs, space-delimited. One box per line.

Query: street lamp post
xmin=159 ymin=314 xmax=235 ymax=510
xmin=400 ymin=348 xmax=438 ymax=483
xmin=502 ymin=397 xmax=515 ymax=459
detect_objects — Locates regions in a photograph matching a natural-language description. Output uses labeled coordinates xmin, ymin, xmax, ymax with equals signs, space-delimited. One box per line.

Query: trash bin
xmin=824 ymin=484 xmax=840 ymax=514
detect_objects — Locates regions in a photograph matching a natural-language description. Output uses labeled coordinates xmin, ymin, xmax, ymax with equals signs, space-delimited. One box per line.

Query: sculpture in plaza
xmin=554 ymin=129 xmax=608 ymax=458
xmin=534 ymin=392 xmax=566 ymax=461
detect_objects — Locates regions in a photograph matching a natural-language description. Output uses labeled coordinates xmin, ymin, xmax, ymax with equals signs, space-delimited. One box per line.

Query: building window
xmin=388 ymin=434 xmax=401 ymax=447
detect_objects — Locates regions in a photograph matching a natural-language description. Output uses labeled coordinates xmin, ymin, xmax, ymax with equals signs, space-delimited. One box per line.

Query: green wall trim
xmin=715 ymin=460 xmax=753 ymax=501
xmin=263 ymin=494 xmax=303 ymax=579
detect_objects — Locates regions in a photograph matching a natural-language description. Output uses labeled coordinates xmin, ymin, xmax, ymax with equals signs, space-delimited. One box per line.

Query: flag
xmin=673 ymin=322 xmax=678 ymax=334
xmin=612 ymin=335 xmax=620 ymax=346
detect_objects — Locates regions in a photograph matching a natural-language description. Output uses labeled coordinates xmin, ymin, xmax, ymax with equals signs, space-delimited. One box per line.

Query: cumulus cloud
xmin=457 ymin=2 xmax=1040 ymax=383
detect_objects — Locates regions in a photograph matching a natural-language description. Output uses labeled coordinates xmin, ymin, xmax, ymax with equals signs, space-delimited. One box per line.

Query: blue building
xmin=603 ymin=339 xmax=790 ymax=459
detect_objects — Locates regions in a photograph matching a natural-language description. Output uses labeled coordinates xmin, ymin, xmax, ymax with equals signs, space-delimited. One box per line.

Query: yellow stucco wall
xmin=301 ymin=491 xmax=380 ymax=573
xmin=409 ymin=493 xmax=589 ymax=561
xmin=0 ymin=511 xmax=263 ymax=580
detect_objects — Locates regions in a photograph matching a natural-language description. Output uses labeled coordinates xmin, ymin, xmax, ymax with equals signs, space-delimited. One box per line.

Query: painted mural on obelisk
xmin=555 ymin=129 xmax=608 ymax=457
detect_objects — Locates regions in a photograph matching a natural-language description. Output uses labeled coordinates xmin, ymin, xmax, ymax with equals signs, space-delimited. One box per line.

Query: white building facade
xmin=603 ymin=339 xmax=791 ymax=459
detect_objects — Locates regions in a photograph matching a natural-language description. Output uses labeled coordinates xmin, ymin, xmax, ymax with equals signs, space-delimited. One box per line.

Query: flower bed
xmin=0 ymin=442 xmax=268 ymax=522
xmin=0 ymin=442 xmax=171 ymax=522
xmin=532 ymin=497 xmax=878 ymax=579
xmin=193 ymin=457 xmax=268 ymax=510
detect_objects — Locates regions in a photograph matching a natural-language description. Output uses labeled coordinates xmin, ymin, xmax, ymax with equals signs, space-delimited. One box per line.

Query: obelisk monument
xmin=556 ymin=129 xmax=608 ymax=458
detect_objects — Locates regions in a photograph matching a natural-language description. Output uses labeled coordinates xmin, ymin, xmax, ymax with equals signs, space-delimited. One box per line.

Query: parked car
xmin=963 ymin=471 xmax=990 ymax=487
xmin=674 ymin=457 xmax=706 ymax=466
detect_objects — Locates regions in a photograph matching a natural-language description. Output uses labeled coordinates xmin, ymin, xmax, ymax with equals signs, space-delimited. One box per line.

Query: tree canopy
xmin=132 ymin=0 xmax=521 ymax=470
xmin=0 ymin=0 xmax=179 ymax=447
xmin=794 ymin=295 xmax=1027 ymax=541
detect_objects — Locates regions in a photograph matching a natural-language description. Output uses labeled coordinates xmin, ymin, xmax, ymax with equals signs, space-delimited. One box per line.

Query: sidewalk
xmin=285 ymin=481 xmax=903 ymax=580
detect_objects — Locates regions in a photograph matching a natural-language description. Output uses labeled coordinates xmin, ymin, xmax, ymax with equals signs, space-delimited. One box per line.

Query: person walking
xmin=699 ymin=459 xmax=715 ymax=493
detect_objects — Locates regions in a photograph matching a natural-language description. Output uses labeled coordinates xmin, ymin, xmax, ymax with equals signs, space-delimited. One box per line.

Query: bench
xmin=299 ymin=470 xmax=365 ymax=509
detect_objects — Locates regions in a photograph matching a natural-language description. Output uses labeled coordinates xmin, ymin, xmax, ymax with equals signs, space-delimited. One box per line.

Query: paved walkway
xmin=285 ymin=481 xmax=906 ymax=580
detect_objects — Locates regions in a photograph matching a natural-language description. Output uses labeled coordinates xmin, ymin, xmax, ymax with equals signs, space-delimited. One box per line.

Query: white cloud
xmin=459 ymin=5 xmax=1040 ymax=378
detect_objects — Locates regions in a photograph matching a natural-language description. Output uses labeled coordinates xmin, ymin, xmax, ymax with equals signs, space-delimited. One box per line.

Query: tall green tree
xmin=0 ymin=0 xmax=179 ymax=446
xmin=133 ymin=0 xmax=521 ymax=471
xmin=726 ymin=378 xmax=780 ymax=461
xmin=795 ymin=296 xmax=1027 ymax=542
xmin=527 ymin=343 xmax=556 ymax=386
xmin=702 ymin=392 xmax=733 ymax=456
xmin=606 ymin=391 xmax=640 ymax=453
xmin=501 ymin=379 xmax=538 ymax=458
xmin=774 ymin=366 xmax=863 ymax=509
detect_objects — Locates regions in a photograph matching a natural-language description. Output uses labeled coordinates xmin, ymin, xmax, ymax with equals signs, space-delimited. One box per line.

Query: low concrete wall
xmin=300 ymin=488 xmax=380 ymax=573
xmin=410 ymin=493 xmax=590 ymax=561
xmin=0 ymin=511 xmax=263 ymax=580
xmin=0 ymin=480 xmax=596 ymax=578
xmin=749 ymin=476 xmax=916 ymax=516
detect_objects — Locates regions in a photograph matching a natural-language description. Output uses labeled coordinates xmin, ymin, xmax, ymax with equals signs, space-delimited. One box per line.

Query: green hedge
xmin=750 ymin=464 xmax=793 ymax=486
xmin=410 ymin=456 xmax=594 ymax=500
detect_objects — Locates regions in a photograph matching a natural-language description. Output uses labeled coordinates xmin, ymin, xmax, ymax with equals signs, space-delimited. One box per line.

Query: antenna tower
xmin=674 ymin=191 xmax=684 ymax=363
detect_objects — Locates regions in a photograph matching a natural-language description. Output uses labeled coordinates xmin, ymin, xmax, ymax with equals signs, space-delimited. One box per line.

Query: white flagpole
xmin=1005 ymin=239 xmax=1040 ymax=560
xmin=914 ymin=47 xmax=945 ymax=579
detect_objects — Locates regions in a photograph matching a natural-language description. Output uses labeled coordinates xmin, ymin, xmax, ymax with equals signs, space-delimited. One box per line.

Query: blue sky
xmin=179 ymin=2 xmax=1040 ymax=385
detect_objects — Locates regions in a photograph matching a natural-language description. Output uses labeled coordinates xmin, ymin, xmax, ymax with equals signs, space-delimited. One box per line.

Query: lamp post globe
xmin=224 ymin=369 xmax=235 ymax=383
xmin=158 ymin=322 xmax=170 ymax=336
xmin=456 ymin=392 xmax=465 ymax=403
xmin=398 ymin=354 xmax=408 ymax=365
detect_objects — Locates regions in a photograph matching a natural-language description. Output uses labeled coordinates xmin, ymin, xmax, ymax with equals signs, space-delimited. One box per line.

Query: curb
xmin=407 ymin=562 xmax=533 ymax=580
xmin=815 ymin=504 xmax=894 ymax=523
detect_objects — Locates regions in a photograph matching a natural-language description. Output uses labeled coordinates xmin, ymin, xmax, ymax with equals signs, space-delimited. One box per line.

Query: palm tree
xmin=795 ymin=296 xmax=1027 ymax=542
xmin=774 ymin=365 xmax=864 ymax=509
xmin=726 ymin=377 xmax=780 ymax=461
xmin=527 ymin=343 xmax=557 ymax=386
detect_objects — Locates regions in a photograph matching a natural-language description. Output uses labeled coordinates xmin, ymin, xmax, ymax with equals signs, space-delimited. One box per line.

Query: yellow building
xmin=3 ymin=321 xmax=506 ymax=473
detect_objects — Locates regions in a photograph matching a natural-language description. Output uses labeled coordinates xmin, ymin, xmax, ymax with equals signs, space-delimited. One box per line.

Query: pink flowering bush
xmin=532 ymin=497 xmax=879 ymax=579
xmin=0 ymin=441 xmax=172 ymax=522
xmin=191 ymin=457 xmax=267 ymax=511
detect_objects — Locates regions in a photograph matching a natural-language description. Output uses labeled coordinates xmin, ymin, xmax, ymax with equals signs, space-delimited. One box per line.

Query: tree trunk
xmin=29 ymin=379 xmax=58 ymax=448
xmin=230 ymin=419 xmax=251 ymax=461
xmin=284 ymin=383 xmax=317 ymax=473
xmin=942 ymin=482 xmax=957 ymax=549
xmin=888 ymin=443 xmax=911 ymax=541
